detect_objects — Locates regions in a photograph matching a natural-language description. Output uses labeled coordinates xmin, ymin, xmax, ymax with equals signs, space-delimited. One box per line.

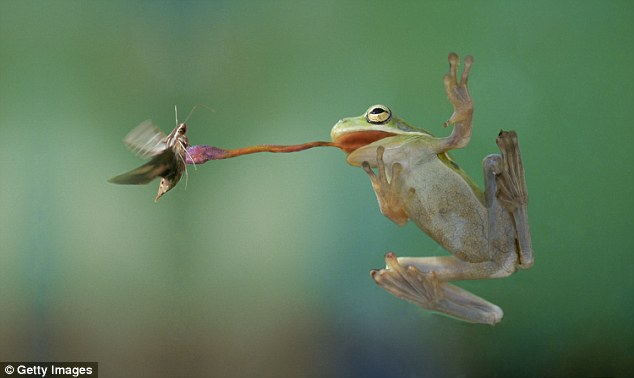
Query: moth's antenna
xmin=183 ymin=103 xmax=215 ymax=125
xmin=174 ymin=105 xmax=179 ymax=126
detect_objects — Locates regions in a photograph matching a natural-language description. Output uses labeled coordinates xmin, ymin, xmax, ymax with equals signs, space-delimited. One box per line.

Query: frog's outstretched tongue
xmin=186 ymin=141 xmax=343 ymax=165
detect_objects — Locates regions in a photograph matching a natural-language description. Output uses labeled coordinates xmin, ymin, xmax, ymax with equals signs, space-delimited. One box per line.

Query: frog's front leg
xmin=372 ymin=253 xmax=504 ymax=325
xmin=439 ymin=52 xmax=474 ymax=152
xmin=361 ymin=145 xmax=409 ymax=225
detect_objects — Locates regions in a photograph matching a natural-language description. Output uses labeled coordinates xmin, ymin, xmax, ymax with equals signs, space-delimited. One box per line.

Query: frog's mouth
xmin=332 ymin=130 xmax=397 ymax=154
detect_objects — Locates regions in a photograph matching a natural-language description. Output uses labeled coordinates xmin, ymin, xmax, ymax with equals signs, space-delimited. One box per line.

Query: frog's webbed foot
xmin=362 ymin=146 xmax=409 ymax=225
xmin=441 ymin=53 xmax=474 ymax=151
xmin=494 ymin=131 xmax=527 ymax=212
xmin=488 ymin=130 xmax=533 ymax=268
xmin=371 ymin=253 xmax=503 ymax=325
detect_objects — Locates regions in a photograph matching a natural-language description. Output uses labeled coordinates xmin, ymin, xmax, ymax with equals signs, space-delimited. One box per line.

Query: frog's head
xmin=331 ymin=104 xmax=431 ymax=165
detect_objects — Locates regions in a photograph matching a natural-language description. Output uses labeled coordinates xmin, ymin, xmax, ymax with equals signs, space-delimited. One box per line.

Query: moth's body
xmin=109 ymin=110 xmax=189 ymax=202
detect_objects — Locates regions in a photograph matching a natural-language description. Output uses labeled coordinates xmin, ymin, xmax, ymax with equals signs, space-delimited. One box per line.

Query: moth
xmin=109 ymin=107 xmax=190 ymax=202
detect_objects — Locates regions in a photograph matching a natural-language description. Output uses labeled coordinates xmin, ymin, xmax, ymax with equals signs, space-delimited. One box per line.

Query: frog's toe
xmin=448 ymin=52 xmax=459 ymax=80
xmin=371 ymin=253 xmax=504 ymax=325
xmin=461 ymin=55 xmax=474 ymax=86
xmin=362 ymin=161 xmax=376 ymax=178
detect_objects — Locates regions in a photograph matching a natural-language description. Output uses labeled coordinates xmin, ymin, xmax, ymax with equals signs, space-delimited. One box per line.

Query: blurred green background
xmin=1 ymin=1 xmax=633 ymax=377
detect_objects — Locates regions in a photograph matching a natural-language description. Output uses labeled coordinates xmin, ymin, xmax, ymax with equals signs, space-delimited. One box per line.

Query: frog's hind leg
xmin=372 ymin=253 xmax=503 ymax=325
xmin=488 ymin=130 xmax=533 ymax=268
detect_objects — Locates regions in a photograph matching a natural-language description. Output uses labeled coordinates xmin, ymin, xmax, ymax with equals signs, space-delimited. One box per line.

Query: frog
xmin=330 ymin=53 xmax=533 ymax=325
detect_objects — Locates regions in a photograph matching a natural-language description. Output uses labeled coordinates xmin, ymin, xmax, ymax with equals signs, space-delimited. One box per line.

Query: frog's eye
xmin=365 ymin=104 xmax=392 ymax=124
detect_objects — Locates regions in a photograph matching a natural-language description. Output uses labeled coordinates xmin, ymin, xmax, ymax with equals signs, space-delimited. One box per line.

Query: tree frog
xmin=330 ymin=53 xmax=533 ymax=325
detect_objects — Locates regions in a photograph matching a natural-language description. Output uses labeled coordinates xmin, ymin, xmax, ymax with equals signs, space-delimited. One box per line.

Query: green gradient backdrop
xmin=1 ymin=1 xmax=633 ymax=377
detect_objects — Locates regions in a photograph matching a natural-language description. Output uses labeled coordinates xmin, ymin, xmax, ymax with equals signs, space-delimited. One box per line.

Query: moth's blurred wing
xmin=108 ymin=152 xmax=172 ymax=185
xmin=123 ymin=120 xmax=167 ymax=158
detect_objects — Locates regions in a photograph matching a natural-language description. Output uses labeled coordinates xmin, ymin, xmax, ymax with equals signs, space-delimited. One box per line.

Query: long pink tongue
xmin=186 ymin=141 xmax=343 ymax=164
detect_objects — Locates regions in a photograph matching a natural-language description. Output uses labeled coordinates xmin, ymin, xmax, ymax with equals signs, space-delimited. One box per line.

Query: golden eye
xmin=178 ymin=124 xmax=187 ymax=134
xmin=365 ymin=104 xmax=392 ymax=124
